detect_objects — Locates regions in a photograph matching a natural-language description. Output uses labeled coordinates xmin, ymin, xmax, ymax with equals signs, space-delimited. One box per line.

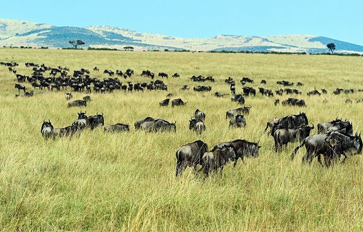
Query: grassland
xmin=0 ymin=48 xmax=362 ymax=231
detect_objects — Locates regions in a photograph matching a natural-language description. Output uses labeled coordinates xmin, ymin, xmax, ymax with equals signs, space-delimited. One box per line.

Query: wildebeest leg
xmin=317 ymin=154 xmax=324 ymax=167
xmin=175 ymin=161 xmax=182 ymax=176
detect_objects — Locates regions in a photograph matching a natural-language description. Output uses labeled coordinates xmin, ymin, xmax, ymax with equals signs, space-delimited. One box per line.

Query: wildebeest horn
xmin=311 ymin=124 xmax=315 ymax=129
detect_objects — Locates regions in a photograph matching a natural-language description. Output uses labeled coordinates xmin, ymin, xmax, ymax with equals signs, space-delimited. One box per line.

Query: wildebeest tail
xmin=290 ymin=139 xmax=306 ymax=160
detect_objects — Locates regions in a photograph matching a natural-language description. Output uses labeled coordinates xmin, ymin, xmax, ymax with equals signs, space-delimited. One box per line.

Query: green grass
xmin=0 ymin=48 xmax=362 ymax=231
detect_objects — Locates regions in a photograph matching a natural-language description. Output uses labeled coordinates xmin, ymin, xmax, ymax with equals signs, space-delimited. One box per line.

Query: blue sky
xmin=1 ymin=0 xmax=362 ymax=45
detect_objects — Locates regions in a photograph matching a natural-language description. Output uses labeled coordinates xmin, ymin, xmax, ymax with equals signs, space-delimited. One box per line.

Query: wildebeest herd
xmin=2 ymin=60 xmax=362 ymax=178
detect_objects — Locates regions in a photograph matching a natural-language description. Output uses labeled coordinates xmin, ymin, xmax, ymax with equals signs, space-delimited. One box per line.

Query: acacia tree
xmin=69 ymin=40 xmax=85 ymax=49
xmin=327 ymin=43 xmax=336 ymax=54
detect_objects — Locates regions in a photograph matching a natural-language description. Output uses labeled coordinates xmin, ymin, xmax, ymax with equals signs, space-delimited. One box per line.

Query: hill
xmin=1 ymin=19 xmax=363 ymax=53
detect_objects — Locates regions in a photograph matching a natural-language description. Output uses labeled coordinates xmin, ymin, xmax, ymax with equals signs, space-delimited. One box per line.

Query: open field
xmin=0 ymin=48 xmax=362 ymax=231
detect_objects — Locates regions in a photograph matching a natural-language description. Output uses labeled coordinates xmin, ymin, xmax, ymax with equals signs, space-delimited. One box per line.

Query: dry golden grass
xmin=0 ymin=48 xmax=362 ymax=231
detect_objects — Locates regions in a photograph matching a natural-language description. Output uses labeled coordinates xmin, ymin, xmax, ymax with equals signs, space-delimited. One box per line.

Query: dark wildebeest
xmin=307 ymin=90 xmax=321 ymax=96
xmin=83 ymin=96 xmax=91 ymax=102
xmin=264 ymin=112 xmax=309 ymax=135
xmin=212 ymin=139 xmax=260 ymax=167
xmin=291 ymin=132 xmax=362 ymax=167
xmin=104 ymin=123 xmax=130 ymax=133
xmin=202 ymin=146 xmax=236 ymax=177
xmin=194 ymin=109 xmax=206 ymax=121
xmin=180 ymin=85 xmax=189 ymax=91
xmin=317 ymin=119 xmax=353 ymax=135
xmin=171 ymin=98 xmax=186 ymax=107
xmin=65 ymin=92 xmax=73 ymax=100
xmin=15 ymin=84 xmax=26 ymax=92
xmin=229 ymin=115 xmax=246 ymax=128
xmin=159 ymin=98 xmax=170 ymax=106
xmin=172 ymin=73 xmax=180 ymax=78
xmin=175 ymin=140 xmax=209 ymax=176
xmin=88 ymin=113 xmax=104 ymax=130
xmin=273 ymin=124 xmax=315 ymax=152
xmin=134 ymin=117 xmax=155 ymax=130
xmin=158 ymin=72 xmax=168 ymax=78
xmin=68 ymin=100 xmax=87 ymax=108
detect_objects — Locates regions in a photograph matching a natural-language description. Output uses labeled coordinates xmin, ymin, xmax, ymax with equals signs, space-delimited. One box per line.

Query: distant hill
xmin=1 ymin=19 xmax=363 ymax=54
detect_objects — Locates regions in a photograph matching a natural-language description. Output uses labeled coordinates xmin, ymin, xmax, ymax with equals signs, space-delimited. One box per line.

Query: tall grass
xmin=0 ymin=48 xmax=362 ymax=231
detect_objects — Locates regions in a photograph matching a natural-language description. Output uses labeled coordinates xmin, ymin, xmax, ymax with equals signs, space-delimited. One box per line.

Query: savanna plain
xmin=0 ymin=48 xmax=362 ymax=231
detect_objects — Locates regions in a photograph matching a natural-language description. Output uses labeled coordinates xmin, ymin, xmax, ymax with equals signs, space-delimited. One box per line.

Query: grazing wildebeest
xmin=104 ymin=123 xmax=130 ymax=133
xmin=229 ymin=115 xmax=246 ymax=128
xmin=65 ymin=92 xmax=73 ymax=100
xmin=172 ymin=73 xmax=180 ymax=78
xmin=68 ymin=100 xmax=87 ymax=108
xmin=261 ymin=80 xmax=267 ymax=84
xmin=212 ymin=139 xmax=260 ymax=167
xmin=291 ymin=132 xmax=362 ymax=167
xmin=194 ymin=109 xmax=206 ymax=121
xmin=214 ymin=92 xmax=228 ymax=98
xmin=225 ymin=107 xmax=251 ymax=119
xmin=180 ymin=85 xmax=189 ymax=91
xmin=15 ymin=84 xmax=26 ymax=92
xmin=242 ymin=86 xmax=256 ymax=96
xmin=175 ymin=140 xmax=209 ymax=176
xmin=317 ymin=119 xmax=353 ymax=135
xmin=171 ymin=98 xmax=186 ymax=107
xmin=140 ymin=119 xmax=176 ymax=132
xmin=159 ymin=98 xmax=170 ymax=106
xmin=272 ymin=124 xmax=314 ymax=152
xmin=193 ymin=86 xmax=211 ymax=92
xmin=41 ymin=120 xmax=76 ymax=139
xmin=83 ymin=96 xmax=91 ymax=102
xmin=158 ymin=72 xmax=168 ymax=78
xmin=307 ymin=90 xmax=321 ymax=96
xmin=134 ymin=117 xmax=155 ymax=130
xmin=202 ymin=146 xmax=236 ymax=177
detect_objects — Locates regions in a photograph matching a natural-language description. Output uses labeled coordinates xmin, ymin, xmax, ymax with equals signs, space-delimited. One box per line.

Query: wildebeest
xmin=273 ymin=124 xmax=314 ymax=152
xmin=15 ymin=84 xmax=26 ymax=92
xmin=193 ymin=86 xmax=212 ymax=92
xmin=212 ymin=139 xmax=260 ymax=167
xmin=242 ymin=86 xmax=256 ymax=96
xmin=180 ymin=85 xmax=189 ymax=91
xmin=175 ymin=140 xmax=209 ymax=176
xmin=41 ymin=120 xmax=76 ymax=139
xmin=213 ymin=92 xmax=228 ymax=98
xmin=68 ymin=100 xmax=87 ymax=108
xmin=225 ymin=107 xmax=251 ymax=119
xmin=264 ymin=112 xmax=309 ymax=135
xmin=72 ymin=112 xmax=89 ymax=131
xmin=307 ymin=90 xmax=321 ymax=96
xmin=140 ymin=119 xmax=176 ymax=132
xmin=172 ymin=73 xmax=180 ymax=78
xmin=291 ymin=132 xmax=362 ymax=167
xmin=104 ymin=123 xmax=130 ymax=133
xmin=317 ymin=119 xmax=353 ymax=135
xmin=134 ymin=117 xmax=155 ymax=130
xmin=171 ymin=98 xmax=186 ymax=107
xmin=229 ymin=115 xmax=246 ymax=128
xmin=230 ymin=106 xmax=251 ymax=118
xmin=194 ymin=109 xmax=206 ymax=121
xmin=158 ymin=72 xmax=168 ymax=78
xmin=159 ymin=98 xmax=170 ymax=106
xmin=231 ymin=94 xmax=245 ymax=105
xmin=65 ymin=92 xmax=73 ymax=100
xmin=202 ymin=146 xmax=236 ymax=177
xmin=189 ymin=119 xmax=206 ymax=134
xmin=281 ymin=98 xmax=306 ymax=107
xmin=83 ymin=96 xmax=91 ymax=102
xmin=88 ymin=113 xmax=104 ymax=129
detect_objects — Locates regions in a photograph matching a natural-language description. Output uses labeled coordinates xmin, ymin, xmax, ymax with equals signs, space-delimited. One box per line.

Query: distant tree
xmin=69 ymin=40 xmax=85 ymax=49
xmin=123 ymin=46 xmax=134 ymax=51
xmin=327 ymin=43 xmax=336 ymax=54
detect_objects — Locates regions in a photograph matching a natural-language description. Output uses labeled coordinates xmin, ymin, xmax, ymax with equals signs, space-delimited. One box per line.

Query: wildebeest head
xmin=41 ymin=120 xmax=53 ymax=132
xmin=189 ymin=119 xmax=198 ymax=130
xmin=78 ymin=112 xmax=87 ymax=119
